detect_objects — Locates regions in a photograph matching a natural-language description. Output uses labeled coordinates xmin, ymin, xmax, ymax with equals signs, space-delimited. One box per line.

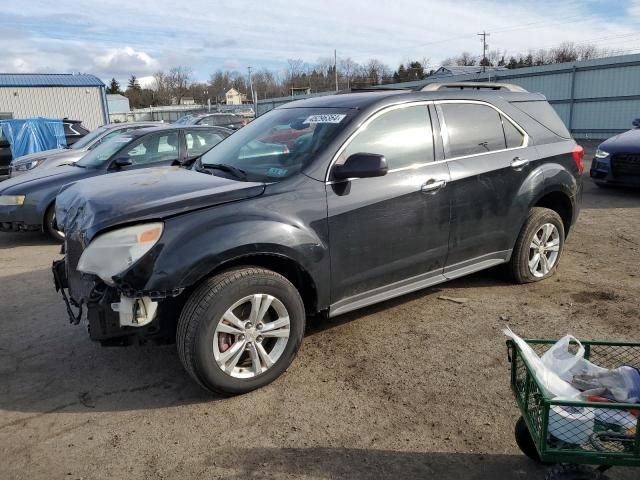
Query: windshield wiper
xmin=201 ymin=163 xmax=248 ymax=181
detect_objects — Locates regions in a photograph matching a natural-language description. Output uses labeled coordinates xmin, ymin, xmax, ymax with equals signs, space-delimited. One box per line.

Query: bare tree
xmin=166 ymin=66 xmax=193 ymax=104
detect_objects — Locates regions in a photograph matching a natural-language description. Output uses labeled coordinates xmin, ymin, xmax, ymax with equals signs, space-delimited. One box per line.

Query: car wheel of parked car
xmin=45 ymin=203 xmax=65 ymax=242
xmin=508 ymin=207 xmax=565 ymax=284
xmin=176 ymin=267 xmax=305 ymax=395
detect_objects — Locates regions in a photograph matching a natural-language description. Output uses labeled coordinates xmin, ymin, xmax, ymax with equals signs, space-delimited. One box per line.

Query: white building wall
xmin=0 ymin=86 xmax=105 ymax=129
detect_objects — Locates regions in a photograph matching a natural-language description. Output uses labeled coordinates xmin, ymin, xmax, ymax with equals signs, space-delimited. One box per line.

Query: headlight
xmin=13 ymin=158 xmax=45 ymax=171
xmin=595 ymin=149 xmax=610 ymax=159
xmin=0 ymin=195 xmax=26 ymax=206
xmin=77 ymin=223 xmax=163 ymax=285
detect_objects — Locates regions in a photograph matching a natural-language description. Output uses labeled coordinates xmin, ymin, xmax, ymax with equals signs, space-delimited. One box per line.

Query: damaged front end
xmin=51 ymin=207 xmax=181 ymax=345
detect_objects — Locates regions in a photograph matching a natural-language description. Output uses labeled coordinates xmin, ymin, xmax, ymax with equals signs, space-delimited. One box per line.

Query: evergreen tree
xmin=127 ymin=75 xmax=141 ymax=91
xmin=106 ymin=78 xmax=121 ymax=94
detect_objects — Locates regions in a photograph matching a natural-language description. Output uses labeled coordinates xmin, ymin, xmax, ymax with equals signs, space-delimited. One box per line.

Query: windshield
xmin=76 ymin=134 xmax=134 ymax=167
xmin=200 ymin=107 xmax=352 ymax=181
xmin=70 ymin=125 xmax=110 ymax=150
xmin=175 ymin=115 xmax=194 ymax=125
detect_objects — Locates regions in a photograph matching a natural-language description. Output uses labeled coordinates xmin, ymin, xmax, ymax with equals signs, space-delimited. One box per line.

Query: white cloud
xmin=629 ymin=0 xmax=640 ymax=16
xmin=94 ymin=47 xmax=160 ymax=76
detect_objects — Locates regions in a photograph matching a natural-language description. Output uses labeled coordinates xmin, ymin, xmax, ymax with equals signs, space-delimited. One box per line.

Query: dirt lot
xmin=1 ymin=146 xmax=639 ymax=480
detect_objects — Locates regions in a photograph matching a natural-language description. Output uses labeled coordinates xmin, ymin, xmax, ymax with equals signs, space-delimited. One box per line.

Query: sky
xmin=3 ymin=0 xmax=640 ymax=87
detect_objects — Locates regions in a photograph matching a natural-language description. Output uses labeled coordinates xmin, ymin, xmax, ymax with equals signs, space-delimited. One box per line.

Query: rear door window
xmin=438 ymin=103 xmax=507 ymax=157
xmin=339 ymin=105 xmax=434 ymax=170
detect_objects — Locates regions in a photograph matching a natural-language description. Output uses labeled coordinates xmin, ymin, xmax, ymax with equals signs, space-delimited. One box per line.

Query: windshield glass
xmin=70 ymin=125 xmax=110 ymax=150
xmin=200 ymin=107 xmax=352 ymax=181
xmin=76 ymin=134 xmax=134 ymax=167
xmin=175 ymin=115 xmax=194 ymax=125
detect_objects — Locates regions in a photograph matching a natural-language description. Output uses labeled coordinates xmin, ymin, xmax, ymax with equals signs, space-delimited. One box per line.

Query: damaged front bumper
xmin=52 ymin=258 xmax=164 ymax=345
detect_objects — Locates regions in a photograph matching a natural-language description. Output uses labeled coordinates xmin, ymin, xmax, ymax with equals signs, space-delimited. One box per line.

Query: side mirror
xmin=112 ymin=157 xmax=133 ymax=168
xmin=333 ymin=153 xmax=388 ymax=180
xmin=633 ymin=118 xmax=640 ymax=128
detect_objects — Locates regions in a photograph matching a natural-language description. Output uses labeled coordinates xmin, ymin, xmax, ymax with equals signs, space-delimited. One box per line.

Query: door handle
xmin=511 ymin=157 xmax=529 ymax=169
xmin=421 ymin=179 xmax=447 ymax=193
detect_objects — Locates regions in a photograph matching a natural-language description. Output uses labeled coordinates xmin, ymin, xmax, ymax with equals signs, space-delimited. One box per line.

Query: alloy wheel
xmin=213 ymin=294 xmax=290 ymax=379
xmin=528 ymin=223 xmax=560 ymax=278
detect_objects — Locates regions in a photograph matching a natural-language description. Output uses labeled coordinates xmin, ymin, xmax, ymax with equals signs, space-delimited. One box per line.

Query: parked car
xmin=0 ymin=119 xmax=89 ymax=180
xmin=9 ymin=122 xmax=161 ymax=178
xmin=52 ymin=83 xmax=583 ymax=395
xmin=0 ymin=125 xmax=230 ymax=240
xmin=175 ymin=113 xmax=247 ymax=130
xmin=590 ymin=120 xmax=640 ymax=188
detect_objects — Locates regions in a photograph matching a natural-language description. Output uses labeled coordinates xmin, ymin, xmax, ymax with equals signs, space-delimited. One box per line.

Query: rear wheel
xmin=508 ymin=207 xmax=565 ymax=284
xmin=44 ymin=203 xmax=64 ymax=242
xmin=177 ymin=267 xmax=305 ymax=395
xmin=515 ymin=416 xmax=544 ymax=463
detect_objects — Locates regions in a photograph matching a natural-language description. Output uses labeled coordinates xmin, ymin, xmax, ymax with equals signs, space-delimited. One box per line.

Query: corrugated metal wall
xmin=0 ymin=86 xmax=106 ymax=129
xmin=256 ymin=53 xmax=640 ymax=139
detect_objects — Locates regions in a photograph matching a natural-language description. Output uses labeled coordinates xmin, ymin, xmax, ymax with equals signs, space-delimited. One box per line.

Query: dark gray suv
xmin=52 ymin=82 xmax=583 ymax=395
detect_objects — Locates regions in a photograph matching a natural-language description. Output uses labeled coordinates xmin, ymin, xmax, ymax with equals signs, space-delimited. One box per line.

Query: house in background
xmin=225 ymin=88 xmax=248 ymax=105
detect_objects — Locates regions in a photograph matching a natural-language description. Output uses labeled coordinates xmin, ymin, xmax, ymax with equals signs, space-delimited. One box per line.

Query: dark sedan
xmin=175 ymin=113 xmax=247 ymax=130
xmin=590 ymin=121 xmax=640 ymax=188
xmin=0 ymin=125 xmax=230 ymax=240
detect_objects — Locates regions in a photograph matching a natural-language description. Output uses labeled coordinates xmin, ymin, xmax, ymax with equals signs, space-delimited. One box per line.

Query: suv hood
xmin=56 ymin=166 xmax=266 ymax=241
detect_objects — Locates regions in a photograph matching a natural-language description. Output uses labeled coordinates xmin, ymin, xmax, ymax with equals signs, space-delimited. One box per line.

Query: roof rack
xmin=420 ymin=82 xmax=527 ymax=93
xmin=347 ymin=86 xmax=413 ymax=92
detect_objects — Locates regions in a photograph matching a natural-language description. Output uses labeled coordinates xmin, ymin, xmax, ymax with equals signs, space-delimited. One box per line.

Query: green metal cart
xmin=507 ymin=338 xmax=640 ymax=480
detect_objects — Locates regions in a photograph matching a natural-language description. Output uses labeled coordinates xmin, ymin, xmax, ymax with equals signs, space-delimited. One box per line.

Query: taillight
xmin=572 ymin=144 xmax=584 ymax=173
xmin=240 ymin=118 xmax=247 ymax=127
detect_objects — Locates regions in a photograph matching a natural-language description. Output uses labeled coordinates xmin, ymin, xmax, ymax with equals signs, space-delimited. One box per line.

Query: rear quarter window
xmin=510 ymin=101 xmax=571 ymax=139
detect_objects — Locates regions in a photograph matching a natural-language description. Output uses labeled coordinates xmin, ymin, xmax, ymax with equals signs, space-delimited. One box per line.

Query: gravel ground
xmin=1 ymin=145 xmax=639 ymax=480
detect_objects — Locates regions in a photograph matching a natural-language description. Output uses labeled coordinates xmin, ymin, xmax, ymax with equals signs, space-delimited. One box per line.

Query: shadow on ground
xmin=208 ymin=447 xmax=549 ymax=480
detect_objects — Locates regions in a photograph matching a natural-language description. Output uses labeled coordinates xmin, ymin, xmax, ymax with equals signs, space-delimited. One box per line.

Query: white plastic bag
xmin=504 ymin=328 xmax=581 ymax=400
xmin=541 ymin=335 xmax=585 ymax=379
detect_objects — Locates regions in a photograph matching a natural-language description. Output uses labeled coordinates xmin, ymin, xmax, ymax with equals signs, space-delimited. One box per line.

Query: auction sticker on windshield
xmin=303 ymin=114 xmax=346 ymax=124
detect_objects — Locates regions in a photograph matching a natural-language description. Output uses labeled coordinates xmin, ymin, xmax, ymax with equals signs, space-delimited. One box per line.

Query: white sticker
xmin=303 ymin=114 xmax=346 ymax=124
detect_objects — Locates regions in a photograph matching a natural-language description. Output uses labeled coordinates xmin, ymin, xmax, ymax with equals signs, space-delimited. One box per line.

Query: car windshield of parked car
xmin=70 ymin=125 xmax=110 ymax=150
xmin=200 ymin=108 xmax=352 ymax=181
xmin=76 ymin=135 xmax=135 ymax=167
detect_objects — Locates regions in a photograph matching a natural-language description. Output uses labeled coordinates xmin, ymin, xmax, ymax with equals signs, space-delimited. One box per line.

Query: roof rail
xmin=347 ymin=86 xmax=413 ymax=93
xmin=420 ymin=82 xmax=528 ymax=93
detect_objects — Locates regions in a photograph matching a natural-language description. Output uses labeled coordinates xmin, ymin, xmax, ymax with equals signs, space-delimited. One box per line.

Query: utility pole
xmin=247 ymin=66 xmax=256 ymax=116
xmin=477 ymin=31 xmax=490 ymax=72
xmin=334 ymin=49 xmax=339 ymax=92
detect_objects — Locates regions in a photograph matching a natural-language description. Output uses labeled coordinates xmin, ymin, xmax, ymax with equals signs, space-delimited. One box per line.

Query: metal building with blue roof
xmin=0 ymin=73 xmax=108 ymax=129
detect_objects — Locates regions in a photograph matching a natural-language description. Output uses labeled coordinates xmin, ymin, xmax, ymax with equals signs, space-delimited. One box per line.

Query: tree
xmin=127 ymin=75 xmax=141 ymax=91
xmin=167 ymin=66 xmax=192 ymax=104
xmin=106 ymin=78 xmax=121 ymax=94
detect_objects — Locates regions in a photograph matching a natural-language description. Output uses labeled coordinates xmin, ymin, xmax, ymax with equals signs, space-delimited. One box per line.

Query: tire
xmin=508 ymin=207 xmax=565 ymax=284
xmin=44 ymin=203 xmax=65 ymax=242
xmin=544 ymin=464 xmax=606 ymax=480
xmin=515 ymin=416 xmax=544 ymax=463
xmin=176 ymin=267 xmax=305 ymax=395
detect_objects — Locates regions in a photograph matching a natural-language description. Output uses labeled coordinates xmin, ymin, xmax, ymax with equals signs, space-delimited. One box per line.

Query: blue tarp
xmin=0 ymin=118 xmax=66 ymax=159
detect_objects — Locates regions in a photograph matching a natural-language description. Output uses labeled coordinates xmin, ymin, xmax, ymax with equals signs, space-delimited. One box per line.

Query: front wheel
xmin=44 ymin=203 xmax=65 ymax=242
xmin=508 ymin=207 xmax=565 ymax=284
xmin=177 ymin=267 xmax=305 ymax=395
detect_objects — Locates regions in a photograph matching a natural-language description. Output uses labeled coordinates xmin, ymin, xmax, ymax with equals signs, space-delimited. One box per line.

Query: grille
xmin=611 ymin=153 xmax=640 ymax=177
